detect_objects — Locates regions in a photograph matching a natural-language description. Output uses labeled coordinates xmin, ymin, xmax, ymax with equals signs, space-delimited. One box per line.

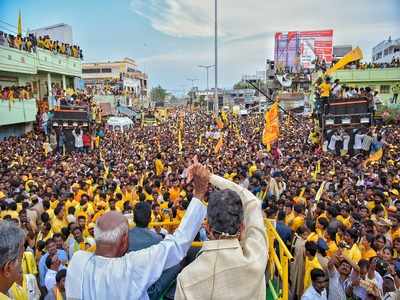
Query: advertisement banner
xmin=274 ymin=29 xmax=333 ymax=71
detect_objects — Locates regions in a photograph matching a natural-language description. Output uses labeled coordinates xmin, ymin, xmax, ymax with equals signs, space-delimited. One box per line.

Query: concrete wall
xmin=0 ymin=99 xmax=38 ymax=126
xmin=0 ymin=46 xmax=82 ymax=77
xmin=333 ymin=67 xmax=400 ymax=102
xmin=0 ymin=122 xmax=33 ymax=140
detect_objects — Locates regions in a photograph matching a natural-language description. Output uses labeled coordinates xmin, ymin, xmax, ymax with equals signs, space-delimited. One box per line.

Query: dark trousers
xmin=147 ymin=264 xmax=182 ymax=300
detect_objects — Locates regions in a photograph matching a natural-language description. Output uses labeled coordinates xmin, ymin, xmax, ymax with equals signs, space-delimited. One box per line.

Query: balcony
xmin=333 ymin=67 xmax=400 ymax=83
xmin=0 ymin=99 xmax=37 ymax=126
xmin=0 ymin=46 xmax=82 ymax=77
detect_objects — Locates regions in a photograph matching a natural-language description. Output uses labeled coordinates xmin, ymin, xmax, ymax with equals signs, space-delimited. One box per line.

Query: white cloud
xmin=131 ymin=0 xmax=399 ymax=40
xmin=131 ymin=0 xmax=400 ymax=88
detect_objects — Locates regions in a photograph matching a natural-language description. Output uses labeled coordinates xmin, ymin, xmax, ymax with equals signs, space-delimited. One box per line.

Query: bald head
xmin=94 ymin=211 xmax=128 ymax=245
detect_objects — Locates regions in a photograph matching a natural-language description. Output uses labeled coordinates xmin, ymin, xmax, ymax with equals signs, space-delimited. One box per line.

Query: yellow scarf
xmin=9 ymin=276 xmax=28 ymax=300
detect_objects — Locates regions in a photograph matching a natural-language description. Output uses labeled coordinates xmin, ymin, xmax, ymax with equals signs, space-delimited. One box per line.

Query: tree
xmin=233 ymin=80 xmax=264 ymax=90
xmin=150 ymin=85 xmax=167 ymax=102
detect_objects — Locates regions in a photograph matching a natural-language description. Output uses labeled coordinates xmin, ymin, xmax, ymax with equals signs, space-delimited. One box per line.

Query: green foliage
xmin=150 ymin=85 xmax=167 ymax=102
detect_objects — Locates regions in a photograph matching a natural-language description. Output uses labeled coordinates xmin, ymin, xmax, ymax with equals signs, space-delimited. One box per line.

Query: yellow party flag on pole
xmin=178 ymin=129 xmax=183 ymax=152
xmin=315 ymin=181 xmax=326 ymax=203
xmin=363 ymin=148 xmax=383 ymax=168
xmin=17 ymin=10 xmax=22 ymax=35
xmin=325 ymin=47 xmax=363 ymax=76
xmin=214 ymin=136 xmax=223 ymax=154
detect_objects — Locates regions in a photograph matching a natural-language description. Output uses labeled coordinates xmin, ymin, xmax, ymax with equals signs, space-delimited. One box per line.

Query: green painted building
xmin=0 ymin=45 xmax=82 ymax=138
xmin=332 ymin=67 xmax=400 ymax=103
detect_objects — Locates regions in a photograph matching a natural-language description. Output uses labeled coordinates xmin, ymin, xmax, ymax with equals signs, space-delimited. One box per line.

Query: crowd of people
xmin=0 ymin=85 xmax=32 ymax=100
xmin=344 ymin=57 xmax=400 ymax=70
xmin=0 ymin=99 xmax=399 ymax=300
xmin=0 ymin=30 xmax=83 ymax=59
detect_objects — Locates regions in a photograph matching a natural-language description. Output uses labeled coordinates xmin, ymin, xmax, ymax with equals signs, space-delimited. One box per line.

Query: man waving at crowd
xmin=65 ymin=162 xmax=209 ymax=300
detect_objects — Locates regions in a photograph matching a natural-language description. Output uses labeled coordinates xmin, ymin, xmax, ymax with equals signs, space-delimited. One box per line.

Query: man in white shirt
xmin=44 ymin=255 xmax=61 ymax=292
xmin=66 ymin=164 xmax=209 ymax=300
xmin=328 ymin=132 xmax=342 ymax=152
xmin=332 ymin=79 xmax=342 ymax=97
xmin=302 ymin=268 xmax=327 ymax=300
xmin=175 ymin=173 xmax=268 ymax=299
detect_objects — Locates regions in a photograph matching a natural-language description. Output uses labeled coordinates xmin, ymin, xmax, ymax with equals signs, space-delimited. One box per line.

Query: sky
xmin=1 ymin=0 xmax=399 ymax=94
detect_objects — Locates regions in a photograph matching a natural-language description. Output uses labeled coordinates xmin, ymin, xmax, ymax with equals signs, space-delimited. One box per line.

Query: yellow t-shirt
xmin=361 ymin=247 xmax=377 ymax=260
xmin=327 ymin=240 xmax=338 ymax=257
xmin=22 ymin=251 xmax=38 ymax=275
xmin=52 ymin=217 xmax=68 ymax=234
xmin=337 ymin=215 xmax=352 ymax=228
xmin=392 ymin=228 xmax=400 ymax=240
xmin=285 ymin=212 xmax=295 ymax=226
xmin=46 ymin=209 xmax=55 ymax=220
xmin=155 ymin=159 xmax=164 ymax=177
xmin=1 ymin=210 xmax=19 ymax=219
xmin=0 ymin=292 xmax=11 ymax=300
xmin=290 ymin=216 xmax=304 ymax=232
xmin=319 ymin=82 xmax=331 ymax=97
xmin=169 ymin=187 xmax=181 ymax=203
xmin=344 ymin=244 xmax=362 ymax=263
xmin=304 ymin=256 xmax=322 ymax=290
xmin=307 ymin=232 xmax=319 ymax=243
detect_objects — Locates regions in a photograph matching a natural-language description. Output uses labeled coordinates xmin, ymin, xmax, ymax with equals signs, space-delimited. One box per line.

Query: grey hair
xmin=207 ymin=189 xmax=244 ymax=236
xmin=0 ymin=221 xmax=26 ymax=268
xmin=94 ymin=221 xmax=128 ymax=244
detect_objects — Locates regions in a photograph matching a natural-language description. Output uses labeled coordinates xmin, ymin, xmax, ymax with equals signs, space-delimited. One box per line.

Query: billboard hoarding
xmin=274 ymin=30 xmax=333 ymax=71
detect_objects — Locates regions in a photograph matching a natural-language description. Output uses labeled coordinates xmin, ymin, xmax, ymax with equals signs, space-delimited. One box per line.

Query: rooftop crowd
xmin=0 ymin=30 xmax=83 ymax=59
xmin=0 ymin=87 xmax=400 ymax=300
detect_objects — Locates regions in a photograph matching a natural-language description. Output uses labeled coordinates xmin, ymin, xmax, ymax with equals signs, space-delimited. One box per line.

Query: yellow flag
xmin=363 ymin=148 xmax=383 ymax=167
xmin=262 ymin=102 xmax=279 ymax=146
xmin=178 ymin=129 xmax=183 ymax=152
xmin=214 ymin=136 xmax=223 ymax=154
xmin=325 ymin=47 xmax=363 ymax=76
xmin=315 ymin=181 xmax=326 ymax=203
xmin=216 ymin=118 xmax=224 ymax=129
xmin=17 ymin=10 xmax=22 ymax=35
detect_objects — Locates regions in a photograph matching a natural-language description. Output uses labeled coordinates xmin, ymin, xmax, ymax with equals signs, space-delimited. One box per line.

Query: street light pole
xmin=187 ymin=78 xmax=198 ymax=108
xmin=214 ymin=0 xmax=218 ymax=114
xmin=198 ymin=65 xmax=214 ymax=91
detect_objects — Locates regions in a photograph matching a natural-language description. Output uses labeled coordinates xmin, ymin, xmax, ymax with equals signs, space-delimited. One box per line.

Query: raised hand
xmin=191 ymin=164 xmax=210 ymax=200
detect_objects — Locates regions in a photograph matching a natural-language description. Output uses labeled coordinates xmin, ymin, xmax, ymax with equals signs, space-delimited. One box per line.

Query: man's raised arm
xmin=131 ymin=164 xmax=209 ymax=290
xmin=209 ymin=174 xmax=268 ymax=263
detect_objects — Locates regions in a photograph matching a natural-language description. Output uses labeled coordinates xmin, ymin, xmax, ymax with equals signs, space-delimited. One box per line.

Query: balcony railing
xmin=0 ymin=46 xmax=82 ymax=77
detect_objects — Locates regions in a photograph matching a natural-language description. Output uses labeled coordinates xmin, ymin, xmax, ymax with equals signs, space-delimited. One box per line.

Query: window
xmin=101 ymin=68 xmax=112 ymax=73
xmin=384 ymin=49 xmax=389 ymax=56
xmin=380 ymin=85 xmax=390 ymax=94
xmin=82 ymin=68 xmax=101 ymax=74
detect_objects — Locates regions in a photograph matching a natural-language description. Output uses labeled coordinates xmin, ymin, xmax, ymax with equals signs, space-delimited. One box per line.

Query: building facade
xmin=372 ymin=37 xmax=400 ymax=63
xmin=0 ymin=44 xmax=82 ymax=138
xmin=82 ymin=58 xmax=148 ymax=106
xmin=332 ymin=67 xmax=400 ymax=102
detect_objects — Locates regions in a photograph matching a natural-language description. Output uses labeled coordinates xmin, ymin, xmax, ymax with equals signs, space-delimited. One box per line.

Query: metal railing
xmin=148 ymin=218 xmax=293 ymax=299
xmin=265 ymin=219 xmax=293 ymax=300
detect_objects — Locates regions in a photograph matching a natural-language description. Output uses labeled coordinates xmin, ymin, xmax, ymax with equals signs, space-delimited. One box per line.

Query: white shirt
xmin=354 ymin=133 xmax=365 ymax=150
xmin=302 ymin=285 xmax=327 ymax=300
xmin=328 ymin=134 xmax=341 ymax=151
xmin=72 ymin=130 xmax=84 ymax=148
xmin=332 ymin=84 xmax=341 ymax=97
xmin=44 ymin=268 xmax=57 ymax=291
xmin=66 ymin=198 xmax=206 ymax=300
xmin=362 ymin=135 xmax=373 ymax=151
